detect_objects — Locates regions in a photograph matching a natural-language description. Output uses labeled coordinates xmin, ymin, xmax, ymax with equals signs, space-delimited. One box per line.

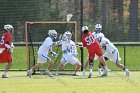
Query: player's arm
xmin=4 ymin=35 xmax=14 ymax=53
xmin=53 ymin=40 xmax=62 ymax=46
xmin=49 ymin=49 xmax=58 ymax=57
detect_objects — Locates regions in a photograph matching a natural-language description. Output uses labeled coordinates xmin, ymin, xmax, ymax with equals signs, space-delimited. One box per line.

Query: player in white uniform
xmin=100 ymin=37 xmax=129 ymax=77
xmin=55 ymin=31 xmax=81 ymax=76
xmin=27 ymin=30 xmax=58 ymax=77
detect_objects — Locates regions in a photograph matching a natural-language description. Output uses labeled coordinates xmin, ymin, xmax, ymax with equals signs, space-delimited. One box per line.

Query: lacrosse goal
xmin=25 ymin=21 xmax=78 ymax=74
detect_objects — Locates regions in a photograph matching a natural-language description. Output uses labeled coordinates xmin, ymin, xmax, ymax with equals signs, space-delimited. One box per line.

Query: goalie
xmin=0 ymin=24 xmax=14 ymax=78
xmin=55 ymin=31 xmax=81 ymax=76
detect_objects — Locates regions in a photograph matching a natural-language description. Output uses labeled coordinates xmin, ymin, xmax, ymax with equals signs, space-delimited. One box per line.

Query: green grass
xmin=0 ymin=71 xmax=140 ymax=93
xmin=0 ymin=46 xmax=140 ymax=71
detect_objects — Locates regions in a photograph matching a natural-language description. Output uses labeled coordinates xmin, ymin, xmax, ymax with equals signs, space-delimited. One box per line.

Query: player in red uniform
xmin=0 ymin=24 xmax=14 ymax=78
xmin=81 ymin=26 xmax=108 ymax=78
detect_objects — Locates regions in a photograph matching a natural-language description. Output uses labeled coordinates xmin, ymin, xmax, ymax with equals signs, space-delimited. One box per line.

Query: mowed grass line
xmin=0 ymin=71 xmax=139 ymax=93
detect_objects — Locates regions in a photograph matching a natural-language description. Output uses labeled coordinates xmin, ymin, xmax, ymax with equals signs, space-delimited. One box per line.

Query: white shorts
xmin=37 ymin=53 xmax=51 ymax=63
xmin=104 ymin=50 xmax=121 ymax=63
xmin=61 ymin=56 xmax=80 ymax=65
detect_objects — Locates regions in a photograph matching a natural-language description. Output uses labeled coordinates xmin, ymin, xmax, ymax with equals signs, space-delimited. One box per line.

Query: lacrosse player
xmin=55 ymin=31 xmax=81 ymax=76
xmin=0 ymin=24 xmax=14 ymax=78
xmin=27 ymin=30 xmax=58 ymax=77
xmin=81 ymin=26 xmax=108 ymax=78
xmin=99 ymin=37 xmax=129 ymax=77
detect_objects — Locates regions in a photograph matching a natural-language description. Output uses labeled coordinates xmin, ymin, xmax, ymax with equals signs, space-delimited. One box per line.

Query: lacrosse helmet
xmin=4 ymin=24 xmax=14 ymax=33
xmin=95 ymin=24 xmax=102 ymax=33
xmin=62 ymin=31 xmax=72 ymax=42
xmin=48 ymin=30 xmax=57 ymax=39
xmin=82 ymin=26 xmax=88 ymax=32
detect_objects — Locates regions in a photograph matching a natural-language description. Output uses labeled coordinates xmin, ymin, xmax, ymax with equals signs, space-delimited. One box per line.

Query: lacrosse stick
xmin=54 ymin=14 xmax=73 ymax=63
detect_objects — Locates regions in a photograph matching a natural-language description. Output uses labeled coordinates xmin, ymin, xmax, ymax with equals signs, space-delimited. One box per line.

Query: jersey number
xmin=85 ymin=35 xmax=95 ymax=45
xmin=0 ymin=36 xmax=4 ymax=44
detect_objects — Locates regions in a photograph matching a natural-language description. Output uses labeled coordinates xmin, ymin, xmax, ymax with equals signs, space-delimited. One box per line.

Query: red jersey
xmin=0 ymin=31 xmax=12 ymax=49
xmin=0 ymin=31 xmax=12 ymax=63
xmin=82 ymin=32 xmax=102 ymax=60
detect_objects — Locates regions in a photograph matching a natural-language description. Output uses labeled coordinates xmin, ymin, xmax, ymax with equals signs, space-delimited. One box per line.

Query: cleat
xmin=71 ymin=72 xmax=77 ymax=76
xmin=100 ymin=73 xmax=107 ymax=77
xmin=45 ymin=71 xmax=54 ymax=77
xmin=125 ymin=69 xmax=129 ymax=77
xmin=27 ymin=70 xmax=32 ymax=78
xmin=2 ymin=74 xmax=9 ymax=78
xmin=88 ymin=72 xmax=92 ymax=78
xmin=55 ymin=72 xmax=60 ymax=76
xmin=98 ymin=68 xmax=103 ymax=76
xmin=107 ymin=68 xmax=111 ymax=72
xmin=82 ymin=71 xmax=85 ymax=76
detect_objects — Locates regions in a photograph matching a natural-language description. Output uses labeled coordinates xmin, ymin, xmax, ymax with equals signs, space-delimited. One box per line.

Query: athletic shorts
xmin=104 ymin=50 xmax=121 ymax=63
xmin=37 ymin=53 xmax=51 ymax=63
xmin=88 ymin=43 xmax=102 ymax=61
xmin=61 ymin=56 xmax=80 ymax=65
xmin=0 ymin=50 xmax=12 ymax=63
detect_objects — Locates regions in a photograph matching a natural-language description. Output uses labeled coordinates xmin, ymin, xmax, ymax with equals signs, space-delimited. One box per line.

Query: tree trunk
xmin=128 ymin=0 xmax=139 ymax=41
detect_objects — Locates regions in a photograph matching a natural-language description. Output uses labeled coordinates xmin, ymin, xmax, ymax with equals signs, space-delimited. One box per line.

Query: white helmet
xmin=48 ymin=30 xmax=57 ymax=39
xmin=4 ymin=24 xmax=14 ymax=32
xmin=82 ymin=26 xmax=88 ymax=32
xmin=95 ymin=24 xmax=102 ymax=30
xmin=62 ymin=31 xmax=72 ymax=41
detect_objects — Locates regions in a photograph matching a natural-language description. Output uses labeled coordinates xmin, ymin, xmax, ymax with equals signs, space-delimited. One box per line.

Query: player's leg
xmin=95 ymin=45 xmax=108 ymax=77
xmin=27 ymin=54 xmax=51 ymax=77
xmin=2 ymin=53 xmax=12 ymax=78
xmin=55 ymin=57 xmax=66 ymax=76
xmin=45 ymin=60 xmax=54 ymax=77
xmin=2 ymin=62 xmax=12 ymax=78
xmin=88 ymin=58 xmax=94 ymax=78
xmin=98 ymin=56 xmax=108 ymax=76
xmin=55 ymin=62 xmax=65 ymax=76
xmin=98 ymin=62 xmax=103 ymax=76
xmin=82 ymin=59 xmax=89 ymax=76
xmin=114 ymin=52 xmax=129 ymax=77
xmin=116 ymin=63 xmax=129 ymax=77
xmin=71 ymin=57 xmax=81 ymax=76
xmin=27 ymin=63 xmax=44 ymax=78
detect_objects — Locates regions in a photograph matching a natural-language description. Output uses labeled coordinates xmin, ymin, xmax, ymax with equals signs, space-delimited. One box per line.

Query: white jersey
xmin=62 ymin=40 xmax=77 ymax=57
xmin=38 ymin=37 xmax=53 ymax=56
xmin=100 ymin=37 xmax=121 ymax=62
xmin=61 ymin=40 xmax=79 ymax=65
xmin=92 ymin=32 xmax=105 ymax=44
xmin=100 ymin=38 xmax=117 ymax=54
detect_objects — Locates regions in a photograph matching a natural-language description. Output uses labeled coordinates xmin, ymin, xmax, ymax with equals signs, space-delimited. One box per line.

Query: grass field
xmin=0 ymin=71 xmax=140 ymax=93
xmin=0 ymin=46 xmax=140 ymax=71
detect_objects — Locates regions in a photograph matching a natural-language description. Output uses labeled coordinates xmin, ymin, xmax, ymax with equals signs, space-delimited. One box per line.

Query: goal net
xmin=25 ymin=21 xmax=78 ymax=74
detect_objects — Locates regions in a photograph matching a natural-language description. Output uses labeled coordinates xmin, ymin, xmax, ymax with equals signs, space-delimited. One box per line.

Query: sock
xmin=3 ymin=71 xmax=6 ymax=75
xmin=104 ymin=66 xmax=108 ymax=71
xmin=122 ymin=67 xmax=126 ymax=71
xmin=98 ymin=67 xmax=102 ymax=72
xmin=46 ymin=69 xmax=50 ymax=72
xmin=83 ymin=69 xmax=86 ymax=72
xmin=90 ymin=69 xmax=92 ymax=74
xmin=30 ymin=69 xmax=33 ymax=73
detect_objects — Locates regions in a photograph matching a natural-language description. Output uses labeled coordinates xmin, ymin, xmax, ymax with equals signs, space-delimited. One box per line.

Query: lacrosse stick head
xmin=66 ymin=14 xmax=73 ymax=22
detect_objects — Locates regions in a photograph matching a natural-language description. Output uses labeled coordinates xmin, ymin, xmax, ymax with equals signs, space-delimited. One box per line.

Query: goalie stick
xmin=54 ymin=14 xmax=73 ymax=63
